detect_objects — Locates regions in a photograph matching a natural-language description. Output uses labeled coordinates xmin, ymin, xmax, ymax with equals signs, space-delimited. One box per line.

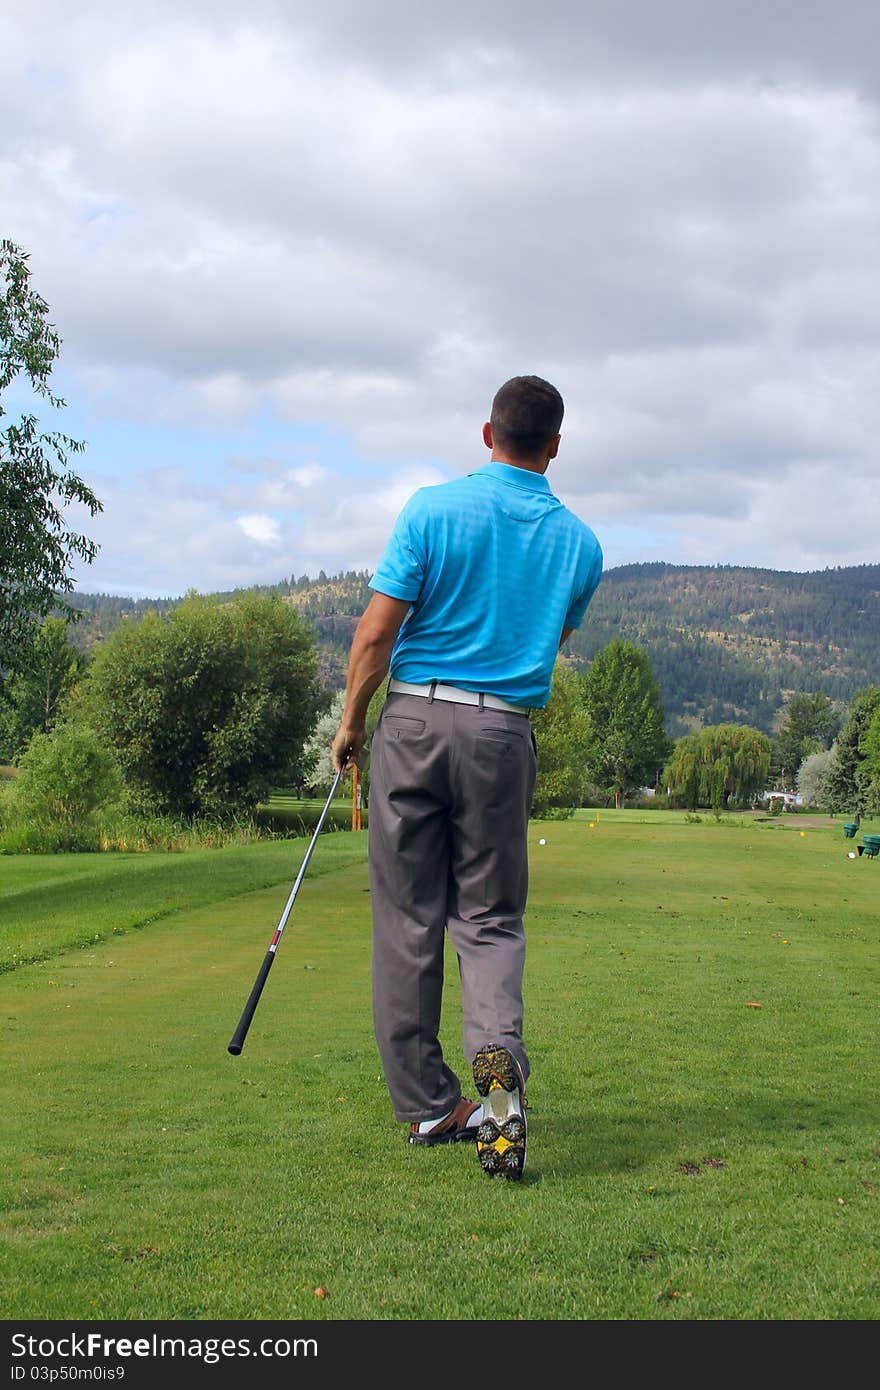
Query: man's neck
xmin=489 ymin=452 xmax=549 ymax=476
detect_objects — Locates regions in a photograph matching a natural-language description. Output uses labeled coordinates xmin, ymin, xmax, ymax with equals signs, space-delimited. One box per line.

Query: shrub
xmin=629 ymin=792 xmax=669 ymax=810
xmin=7 ymin=724 xmax=122 ymax=845
xmin=93 ymin=811 xmax=278 ymax=853
xmin=533 ymin=805 xmax=577 ymax=822
xmin=0 ymin=818 xmax=102 ymax=853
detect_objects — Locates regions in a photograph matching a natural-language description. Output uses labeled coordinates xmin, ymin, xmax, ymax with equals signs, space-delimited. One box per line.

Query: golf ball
xmin=538 ymin=838 xmax=546 ymax=845
xmin=848 ymin=851 xmax=856 ymax=859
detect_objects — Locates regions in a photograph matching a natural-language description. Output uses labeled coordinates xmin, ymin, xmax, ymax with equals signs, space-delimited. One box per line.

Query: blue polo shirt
xmin=369 ymin=462 xmax=603 ymax=708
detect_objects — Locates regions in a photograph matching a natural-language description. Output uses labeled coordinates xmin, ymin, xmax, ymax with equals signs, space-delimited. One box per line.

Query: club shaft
xmin=227 ymin=766 xmax=346 ymax=1055
xmin=272 ymin=765 xmax=346 ymax=943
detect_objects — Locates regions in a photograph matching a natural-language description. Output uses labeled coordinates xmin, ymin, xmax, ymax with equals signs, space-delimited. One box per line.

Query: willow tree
xmin=666 ymin=724 xmax=771 ymax=811
xmin=663 ymin=731 xmax=702 ymax=809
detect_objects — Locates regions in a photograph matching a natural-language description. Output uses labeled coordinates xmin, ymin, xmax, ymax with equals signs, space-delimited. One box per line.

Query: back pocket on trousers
xmin=478 ymin=726 xmax=524 ymax=752
xmin=384 ymin=717 xmax=426 ymax=738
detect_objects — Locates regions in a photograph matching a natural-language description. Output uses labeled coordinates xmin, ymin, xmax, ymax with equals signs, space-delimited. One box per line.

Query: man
xmin=331 ymin=375 xmax=602 ymax=1180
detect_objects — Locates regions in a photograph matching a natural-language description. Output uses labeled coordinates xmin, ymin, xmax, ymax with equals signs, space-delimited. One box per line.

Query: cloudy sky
xmin=4 ymin=0 xmax=879 ymax=597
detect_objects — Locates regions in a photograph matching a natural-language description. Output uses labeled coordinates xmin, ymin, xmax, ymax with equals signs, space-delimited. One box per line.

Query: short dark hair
xmin=490 ymin=376 xmax=564 ymax=459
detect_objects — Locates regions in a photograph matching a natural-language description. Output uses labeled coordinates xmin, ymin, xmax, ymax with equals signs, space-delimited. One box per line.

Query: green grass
xmin=1 ymin=813 xmax=878 ymax=1320
xmin=0 ymin=831 xmax=368 ymax=972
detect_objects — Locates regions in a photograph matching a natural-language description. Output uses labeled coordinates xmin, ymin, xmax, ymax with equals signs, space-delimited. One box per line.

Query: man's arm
xmin=331 ymin=591 xmax=411 ymax=771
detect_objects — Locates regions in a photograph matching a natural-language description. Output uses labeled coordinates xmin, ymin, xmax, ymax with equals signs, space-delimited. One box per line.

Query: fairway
xmin=2 ymin=813 xmax=879 ymax=1321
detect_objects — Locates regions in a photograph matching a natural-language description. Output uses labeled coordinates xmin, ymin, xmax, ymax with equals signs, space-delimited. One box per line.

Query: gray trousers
xmin=368 ymin=690 xmax=537 ymax=1122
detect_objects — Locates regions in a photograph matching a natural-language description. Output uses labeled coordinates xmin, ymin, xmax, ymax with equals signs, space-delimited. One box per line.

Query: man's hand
xmin=332 ymin=719 xmax=366 ymax=773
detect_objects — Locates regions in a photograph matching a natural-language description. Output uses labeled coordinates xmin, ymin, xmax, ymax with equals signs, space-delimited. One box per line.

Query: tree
xmin=302 ymin=675 xmax=390 ymax=799
xmin=796 ymin=747 xmax=837 ymax=808
xmin=0 ymin=616 xmax=86 ymax=761
xmin=825 ymin=686 xmax=880 ymax=815
xmin=581 ymin=639 xmax=669 ymax=808
xmin=773 ymin=692 xmax=841 ymax=786
xmin=82 ymin=593 xmax=323 ymax=818
xmin=530 ymin=662 xmax=592 ymax=818
xmin=302 ymin=689 xmax=347 ymax=793
xmin=665 ymin=724 xmax=772 ymax=811
xmin=662 ymin=732 xmax=702 ymax=810
xmin=1 ymin=241 xmax=102 ymax=669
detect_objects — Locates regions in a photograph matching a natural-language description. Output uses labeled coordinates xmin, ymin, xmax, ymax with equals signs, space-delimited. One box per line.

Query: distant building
xmin=760 ymin=790 xmax=803 ymax=807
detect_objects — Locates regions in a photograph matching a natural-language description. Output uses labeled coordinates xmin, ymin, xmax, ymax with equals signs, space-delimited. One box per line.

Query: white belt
xmin=388 ymin=677 xmax=530 ymax=715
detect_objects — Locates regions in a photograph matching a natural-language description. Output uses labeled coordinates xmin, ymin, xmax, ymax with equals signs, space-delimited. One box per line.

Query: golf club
xmin=227 ymin=764 xmax=347 ymax=1055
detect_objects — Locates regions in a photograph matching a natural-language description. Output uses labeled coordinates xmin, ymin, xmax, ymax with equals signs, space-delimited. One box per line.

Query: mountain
xmin=68 ymin=562 xmax=880 ymax=735
xmin=565 ymin=562 xmax=880 ymax=734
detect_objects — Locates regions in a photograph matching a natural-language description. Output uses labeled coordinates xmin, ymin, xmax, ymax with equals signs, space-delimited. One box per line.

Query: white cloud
xmin=290 ymin=464 xmax=328 ymax=488
xmin=374 ymin=468 xmax=450 ymax=518
xmin=236 ymin=514 xmax=282 ymax=547
xmin=4 ymin=1 xmax=880 ymax=591
xmin=70 ymin=460 xmax=457 ymax=596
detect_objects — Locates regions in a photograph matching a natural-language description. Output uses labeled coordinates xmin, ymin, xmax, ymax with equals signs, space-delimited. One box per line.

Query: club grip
xmin=227 ymin=949 xmax=276 ymax=1055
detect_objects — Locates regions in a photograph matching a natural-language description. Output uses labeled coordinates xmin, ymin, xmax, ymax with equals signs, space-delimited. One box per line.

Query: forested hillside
xmin=69 ymin=562 xmax=880 ymax=734
xmin=567 ymin=563 xmax=880 ymax=733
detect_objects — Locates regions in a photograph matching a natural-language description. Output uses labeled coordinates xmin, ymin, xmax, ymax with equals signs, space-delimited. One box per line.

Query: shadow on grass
xmin=522 ymin=1095 xmax=866 ymax=1181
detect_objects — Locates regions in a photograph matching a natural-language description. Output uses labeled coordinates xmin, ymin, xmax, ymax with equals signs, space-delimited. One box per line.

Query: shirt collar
xmin=470 ymin=462 xmax=553 ymax=493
